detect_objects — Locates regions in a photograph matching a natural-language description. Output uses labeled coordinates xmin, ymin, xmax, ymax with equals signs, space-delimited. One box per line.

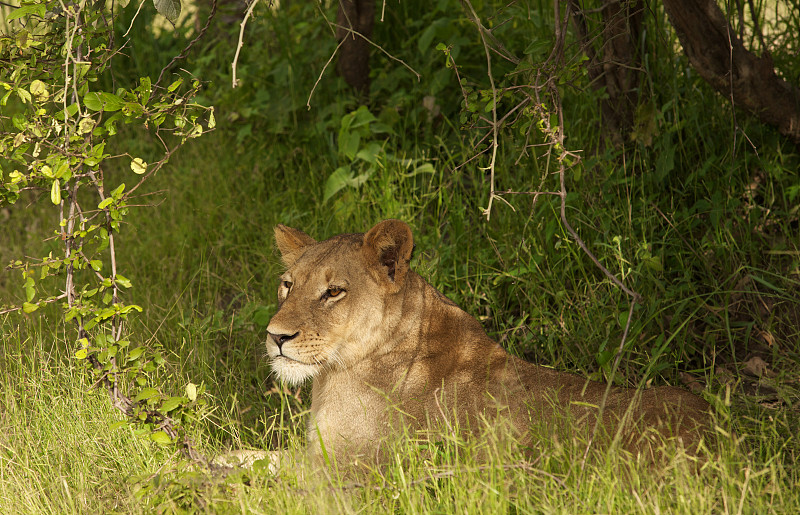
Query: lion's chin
xmin=270 ymin=356 xmax=319 ymax=386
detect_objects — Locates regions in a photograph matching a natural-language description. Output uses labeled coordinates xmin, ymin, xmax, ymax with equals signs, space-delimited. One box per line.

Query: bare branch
xmin=232 ymin=0 xmax=266 ymax=88
xmin=155 ymin=0 xmax=219 ymax=89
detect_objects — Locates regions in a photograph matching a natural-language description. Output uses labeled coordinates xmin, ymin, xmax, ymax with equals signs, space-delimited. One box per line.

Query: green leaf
xmin=167 ymin=78 xmax=183 ymax=92
xmin=53 ymin=160 xmax=70 ymax=179
xmin=84 ymin=142 xmax=108 ymax=168
xmin=12 ymin=113 xmax=28 ymax=130
xmin=98 ymin=198 xmax=113 ymax=209
xmin=153 ymin=0 xmax=182 ymax=25
xmin=75 ymin=348 xmax=88 ymax=360
xmin=122 ymin=102 xmax=144 ymax=117
xmin=84 ymin=92 xmax=103 ymax=111
xmin=7 ymin=4 xmax=45 ymax=21
xmin=90 ymin=260 xmax=102 ymax=272
xmin=56 ymin=103 xmax=79 ymax=120
xmin=130 ymin=158 xmax=147 ymax=175
xmin=524 ymin=39 xmax=552 ymax=57
xmin=134 ymin=388 xmax=159 ymax=402
xmin=159 ymin=397 xmax=184 ymax=413
xmin=127 ymin=347 xmax=145 ymax=361
xmin=338 ymin=130 xmax=360 ymax=160
xmin=323 ymin=166 xmax=354 ymax=203
xmin=207 ymin=109 xmax=216 ymax=129
xmin=150 ymin=431 xmax=172 ymax=445
xmin=110 ymin=183 xmax=126 ymax=199
xmin=78 ymin=118 xmax=95 ymax=134
xmin=186 ymin=383 xmax=197 ymax=402
xmin=349 ymin=106 xmax=377 ymax=129
xmin=137 ymin=77 xmax=152 ymax=104
xmin=22 ymin=302 xmax=38 ymax=313
xmin=50 ymin=179 xmax=61 ymax=205
xmin=85 ymin=92 xmax=124 ymax=112
xmin=99 ymin=93 xmax=124 ymax=112
xmin=596 ymin=349 xmax=614 ymax=367
xmin=29 ymin=79 xmax=48 ymax=100
xmin=15 ymin=29 xmax=31 ymax=49
xmin=355 ymin=142 xmax=383 ymax=164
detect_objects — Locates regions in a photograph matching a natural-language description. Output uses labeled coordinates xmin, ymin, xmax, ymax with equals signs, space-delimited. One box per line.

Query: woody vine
xmin=0 ymin=0 xmax=213 ymax=463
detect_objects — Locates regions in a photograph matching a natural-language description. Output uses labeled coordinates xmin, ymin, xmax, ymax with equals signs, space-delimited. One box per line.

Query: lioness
xmin=264 ymin=219 xmax=711 ymax=468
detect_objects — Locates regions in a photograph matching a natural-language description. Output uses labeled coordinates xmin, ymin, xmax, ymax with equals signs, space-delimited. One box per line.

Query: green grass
xmin=2 ymin=0 xmax=800 ymax=511
xmin=1 ymin=314 xmax=797 ymax=513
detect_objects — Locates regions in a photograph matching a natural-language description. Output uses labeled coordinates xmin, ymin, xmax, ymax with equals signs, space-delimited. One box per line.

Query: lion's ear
xmin=274 ymin=225 xmax=316 ymax=266
xmin=363 ymin=219 xmax=414 ymax=289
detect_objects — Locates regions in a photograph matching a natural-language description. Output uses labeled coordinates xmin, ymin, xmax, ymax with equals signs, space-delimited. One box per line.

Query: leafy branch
xmin=0 ymin=0 xmax=215 ymax=465
xmin=449 ymin=0 xmax=644 ymax=472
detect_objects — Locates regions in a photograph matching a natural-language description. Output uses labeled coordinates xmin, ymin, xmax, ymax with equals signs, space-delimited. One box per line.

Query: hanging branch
xmin=451 ymin=4 xmax=644 ymax=464
xmin=232 ymin=0 xmax=266 ymax=88
xmin=454 ymin=0 xmax=642 ymax=305
xmin=1 ymin=0 xmax=219 ymax=469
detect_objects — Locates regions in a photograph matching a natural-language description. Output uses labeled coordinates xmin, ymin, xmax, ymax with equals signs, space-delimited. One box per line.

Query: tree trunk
xmin=662 ymin=0 xmax=800 ymax=145
xmin=569 ymin=0 xmax=644 ymax=148
xmin=336 ymin=0 xmax=375 ymax=96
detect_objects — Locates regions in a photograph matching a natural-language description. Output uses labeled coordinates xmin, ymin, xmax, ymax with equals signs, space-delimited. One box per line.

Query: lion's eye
xmin=326 ymin=287 xmax=344 ymax=298
xmin=282 ymin=280 xmax=293 ymax=290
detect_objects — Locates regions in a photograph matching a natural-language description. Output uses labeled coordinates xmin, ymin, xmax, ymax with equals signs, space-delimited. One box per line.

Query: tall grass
xmin=1 ymin=314 xmax=796 ymax=512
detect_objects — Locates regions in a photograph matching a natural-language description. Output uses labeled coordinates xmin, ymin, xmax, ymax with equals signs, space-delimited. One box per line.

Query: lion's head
xmin=265 ymin=220 xmax=415 ymax=386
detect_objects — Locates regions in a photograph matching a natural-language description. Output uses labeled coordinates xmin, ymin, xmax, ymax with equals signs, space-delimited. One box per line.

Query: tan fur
xmin=266 ymin=220 xmax=711 ymax=466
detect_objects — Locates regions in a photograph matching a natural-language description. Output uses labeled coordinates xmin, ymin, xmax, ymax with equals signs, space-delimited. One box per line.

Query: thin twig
xmin=232 ymin=0 xmax=265 ymax=88
xmin=0 ymin=294 xmax=68 ymax=315
xmin=329 ymin=22 xmax=422 ymax=79
xmin=155 ymin=0 xmax=219 ymax=88
xmin=461 ymin=0 xmax=499 ymax=220
xmin=123 ymin=0 xmax=149 ymax=38
xmin=557 ymin=160 xmax=642 ymax=302
xmin=307 ymin=38 xmax=347 ymax=109
xmin=494 ymin=189 xmax=561 ymax=197
xmin=309 ymin=4 xmax=419 ymax=105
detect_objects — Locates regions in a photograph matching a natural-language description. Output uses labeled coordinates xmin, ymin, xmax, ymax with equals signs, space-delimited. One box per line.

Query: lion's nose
xmin=268 ymin=331 xmax=299 ymax=351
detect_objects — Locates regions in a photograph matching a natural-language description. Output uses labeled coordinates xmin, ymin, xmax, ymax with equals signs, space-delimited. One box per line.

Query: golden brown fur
xmin=266 ymin=220 xmax=711 ymax=466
